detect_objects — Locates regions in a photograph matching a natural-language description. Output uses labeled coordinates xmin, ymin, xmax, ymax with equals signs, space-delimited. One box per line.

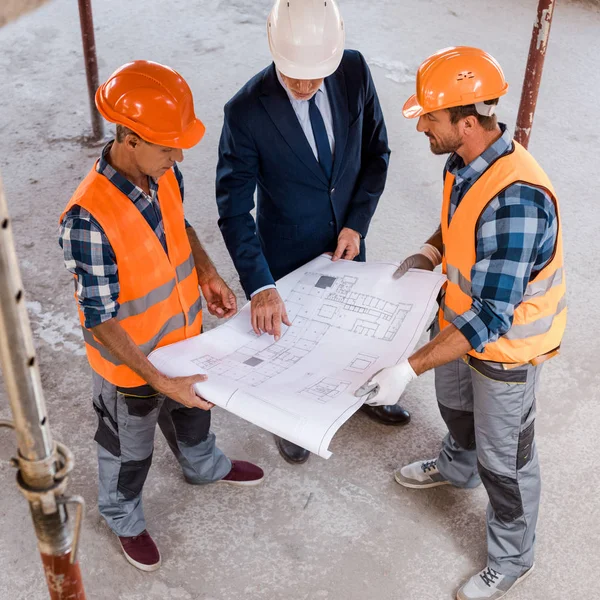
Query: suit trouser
xmin=433 ymin=333 xmax=542 ymax=576
xmin=91 ymin=373 xmax=231 ymax=537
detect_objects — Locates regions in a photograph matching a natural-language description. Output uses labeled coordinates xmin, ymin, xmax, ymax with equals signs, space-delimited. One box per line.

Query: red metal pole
xmin=77 ymin=0 xmax=104 ymax=141
xmin=41 ymin=552 xmax=86 ymax=599
xmin=514 ymin=0 xmax=556 ymax=149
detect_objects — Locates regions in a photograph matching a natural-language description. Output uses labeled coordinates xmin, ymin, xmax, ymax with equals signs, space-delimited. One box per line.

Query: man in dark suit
xmin=216 ymin=0 xmax=410 ymax=464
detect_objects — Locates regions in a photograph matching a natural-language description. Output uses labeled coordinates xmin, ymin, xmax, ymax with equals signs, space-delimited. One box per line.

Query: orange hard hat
xmin=95 ymin=60 xmax=206 ymax=149
xmin=403 ymin=47 xmax=509 ymax=119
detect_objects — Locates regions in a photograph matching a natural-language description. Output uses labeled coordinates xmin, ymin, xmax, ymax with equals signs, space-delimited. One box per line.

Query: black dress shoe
xmin=274 ymin=436 xmax=310 ymax=464
xmin=360 ymin=404 xmax=411 ymax=426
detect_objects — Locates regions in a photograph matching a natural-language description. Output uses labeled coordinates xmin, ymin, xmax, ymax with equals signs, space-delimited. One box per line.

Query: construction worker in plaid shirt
xmin=356 ymin=48 xmax=566 ymax=600
xmin=59 ymin=61 xmax=264 ymax=572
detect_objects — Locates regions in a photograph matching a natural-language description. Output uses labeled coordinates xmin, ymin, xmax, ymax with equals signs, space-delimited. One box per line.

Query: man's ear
xmin=461 ymin=115 xmax=479 ymax=137
xmin=124 ymin=133 xmax=140 ymax=150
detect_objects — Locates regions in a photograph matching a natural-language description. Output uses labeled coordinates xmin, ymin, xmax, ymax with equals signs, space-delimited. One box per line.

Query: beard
xmin=427 ymin=130 xmax=462 ymax=155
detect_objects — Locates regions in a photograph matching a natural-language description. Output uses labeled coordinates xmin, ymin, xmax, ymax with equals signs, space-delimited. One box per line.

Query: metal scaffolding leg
xmin=0 ymin=174 xmax=86 ymax=599
xmin=515 ymin=0 xmax=556 ymax=149
xmin=77 ymin=0 xmax=104 ymax=142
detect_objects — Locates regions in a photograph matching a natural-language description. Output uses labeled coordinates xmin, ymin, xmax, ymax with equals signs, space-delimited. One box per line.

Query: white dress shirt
xmin=275 ymin=68 xmax=335 ymax=158
xmin=252 ymin=71 xmax=336 ymax=298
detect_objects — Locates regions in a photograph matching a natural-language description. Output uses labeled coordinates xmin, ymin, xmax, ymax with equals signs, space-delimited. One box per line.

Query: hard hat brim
xmin=149 ymin=118 xmax=206 ymax=150
xmin=274 ymin=54 xmax=343 ymax=80
xmin=402 ymin=94 xmax=424 ymax=119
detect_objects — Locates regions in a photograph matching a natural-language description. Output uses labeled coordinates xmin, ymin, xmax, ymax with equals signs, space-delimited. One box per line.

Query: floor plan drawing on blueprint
xmin=289 ymin=272 xmax=413 ymax=341
xmin=191 ymin=316 xmax=329 ymax=388
xmin=301 ymin=377 xmax=352 ymax=402
xmin=345 ymin=353 xmax=379 ymax=373
xmin=149 ymin=255 xmax=446 ymax=458
xmin=187 ymin=271 xmax=413 ymax=389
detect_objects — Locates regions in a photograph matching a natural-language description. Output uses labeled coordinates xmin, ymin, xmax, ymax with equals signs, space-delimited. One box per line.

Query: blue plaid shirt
xmin=446 ymin=124 xmax=558 ymax=353
xmin=59 ymin=142 xmax=189 ymax=328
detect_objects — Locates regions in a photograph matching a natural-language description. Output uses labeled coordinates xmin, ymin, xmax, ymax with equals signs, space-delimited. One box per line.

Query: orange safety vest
xmin=439 ymin=141 xmax=566 ymax=364
xmin=60 ymin=165 xmax=202 ymax=387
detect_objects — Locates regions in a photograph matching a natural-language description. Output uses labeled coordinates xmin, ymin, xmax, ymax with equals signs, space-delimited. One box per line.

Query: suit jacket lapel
xmin=325 ymin=67 xmax=349 ymax=186
xmin=259 ymin=64 xmax=329 ymax=186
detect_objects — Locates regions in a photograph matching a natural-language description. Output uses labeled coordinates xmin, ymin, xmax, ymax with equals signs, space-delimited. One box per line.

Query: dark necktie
xmin=309 ymin=94 xmax=333 ymax=181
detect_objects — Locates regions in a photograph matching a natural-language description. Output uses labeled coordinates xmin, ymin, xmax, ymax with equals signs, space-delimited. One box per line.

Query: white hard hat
xmin=267 ymin=0 xmax=345 ymax=80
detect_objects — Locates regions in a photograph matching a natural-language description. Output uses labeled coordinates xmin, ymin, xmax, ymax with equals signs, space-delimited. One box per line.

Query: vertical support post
xmin=514 ymin=0 xmax=556 ymax=149
xmin=0 ymin=174 xmax=86 ymax=599
xmin=77 ymin=0 xmax=103 ymax=141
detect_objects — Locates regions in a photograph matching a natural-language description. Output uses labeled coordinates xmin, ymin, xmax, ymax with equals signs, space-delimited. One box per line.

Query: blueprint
xmin=149 ymin=255 xmax=446 ymax=458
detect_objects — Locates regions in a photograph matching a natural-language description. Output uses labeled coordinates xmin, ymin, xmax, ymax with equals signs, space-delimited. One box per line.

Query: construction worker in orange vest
xmin=355 ymin=47 xmax=566 ymax=600
xmin=59 ymin=61 xmax=264 ymax=572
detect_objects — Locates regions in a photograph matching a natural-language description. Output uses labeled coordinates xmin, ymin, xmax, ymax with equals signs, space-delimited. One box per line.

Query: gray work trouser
xmin=433 ymin=332 xmax=542 ymax=576
xmin=92 ymin=373 xmax=231 ymax=537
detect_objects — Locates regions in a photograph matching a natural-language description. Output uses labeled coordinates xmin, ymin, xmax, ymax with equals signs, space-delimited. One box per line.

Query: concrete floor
xmin=1 ymin=0 xmax=599 ymax=598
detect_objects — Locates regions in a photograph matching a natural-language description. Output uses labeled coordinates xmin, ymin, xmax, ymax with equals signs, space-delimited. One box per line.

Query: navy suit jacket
xmin=216 ymin=50 xmax=391 ymax=297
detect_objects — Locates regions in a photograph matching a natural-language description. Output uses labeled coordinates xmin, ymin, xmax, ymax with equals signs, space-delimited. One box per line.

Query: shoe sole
xmin=120 ymin=547 xmax=161 ymax=572
xmin=456 ymin=564 xmax=535 ymax=600
xmin=394 ymin=471 xmax=451 ymax=489
xmin=217 ymin=474 xmax=265 ymax=487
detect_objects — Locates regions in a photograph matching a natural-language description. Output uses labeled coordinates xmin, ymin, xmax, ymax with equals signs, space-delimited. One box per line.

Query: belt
xmin=464 ymin=347 xmax=560 ymax=370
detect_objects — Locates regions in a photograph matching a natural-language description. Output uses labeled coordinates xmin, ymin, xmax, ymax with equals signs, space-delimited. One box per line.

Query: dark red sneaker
xmin=218 ymin=460 xmax=264 ymax=487
xmin=118 ymin=530 xmax=161 ymax=572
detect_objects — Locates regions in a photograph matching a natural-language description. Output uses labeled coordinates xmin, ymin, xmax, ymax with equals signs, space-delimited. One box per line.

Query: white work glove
xmin=354 ymin=360 xmax=417 ymax=406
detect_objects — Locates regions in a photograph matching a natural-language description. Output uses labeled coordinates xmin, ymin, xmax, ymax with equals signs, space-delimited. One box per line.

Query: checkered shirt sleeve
xmin=59 ymin=205 xmax=119 ymax=328
xmin=452 ymin=183 xmax=558 ymax=352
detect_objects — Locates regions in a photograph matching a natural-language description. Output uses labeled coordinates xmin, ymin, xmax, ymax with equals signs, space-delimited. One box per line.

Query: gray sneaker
xmin=457 ymin=565 xmax=535 ymax=600
xmin=394 ymin=458 xmax=450 ymax=489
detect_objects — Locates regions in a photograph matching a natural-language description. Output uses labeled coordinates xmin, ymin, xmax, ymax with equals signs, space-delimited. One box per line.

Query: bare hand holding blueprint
xmin=149 ymin=255 xmax=446 ymax=458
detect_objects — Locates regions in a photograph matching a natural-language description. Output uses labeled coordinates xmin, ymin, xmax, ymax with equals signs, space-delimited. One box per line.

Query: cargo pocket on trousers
xmin=467 ymin=357 xmax=528 ymax=384
xmin=517 ymin=421 xmax=535 ymax=470
xmin=117 ymin=454 xmax=153 ymax=500
xmin=120 ymin=388 xmax=160 ymax=418
xmin=93 ymin=402 xmax=121 ymax=457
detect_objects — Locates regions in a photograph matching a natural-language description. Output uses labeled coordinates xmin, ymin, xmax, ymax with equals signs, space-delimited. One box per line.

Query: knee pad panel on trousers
xmin=477 ymin=460 xmax=524 ymax=522
xmin=93 ymin=402 xmax=121 ymax=457
xmin=517 ymin=421 xmax=535 ymax=471
xmin=118 ymin=453 xmax=153 ymax=500
xmin=438 ymin=403 xmax=476 ymax=450
xmin=170 ymin=407 xmax=211 ymax=446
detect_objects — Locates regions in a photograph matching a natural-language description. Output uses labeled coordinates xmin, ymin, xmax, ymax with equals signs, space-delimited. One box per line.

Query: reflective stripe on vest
xmin=60 ymin=165 xmax=203 ymax=386
xmin=445 ymin=263 xmax=565 ymax=300
xmin=440 ymin=293 xmax=566 ymax=341
xmin=439 ymin=141 xmax=566 ymax=364
xmin=117 ymin=253 xmax=196 ymax=320
xmin=81 ymin=296 xmax=202 ymax=366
